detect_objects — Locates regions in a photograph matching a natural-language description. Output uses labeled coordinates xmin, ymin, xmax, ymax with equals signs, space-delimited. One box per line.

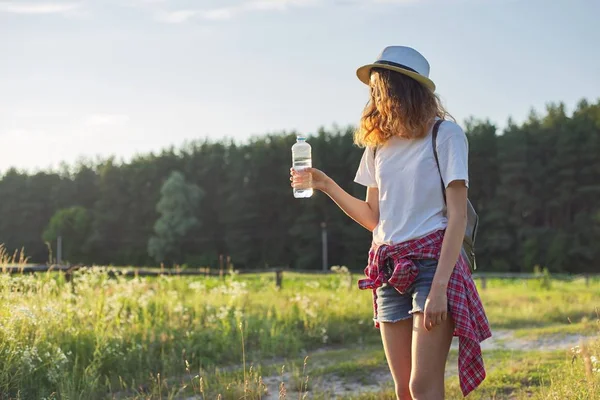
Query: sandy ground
xmin=249 ymin=329 xmax=597 ymax=400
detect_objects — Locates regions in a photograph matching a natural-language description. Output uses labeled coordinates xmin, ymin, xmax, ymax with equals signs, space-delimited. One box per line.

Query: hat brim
xmin=356 ymin=64 xmax=436 ymax=92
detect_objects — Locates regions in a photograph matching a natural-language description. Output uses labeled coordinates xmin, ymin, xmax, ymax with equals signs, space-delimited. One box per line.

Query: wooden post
xmin=480 ymin=276 xmax=487 ymax=290
xmin=57 ymin=235 xmax=63 ymax=265
xmin=66 ymin=266 xmax=77 ymax=294
xmin=219 ymin=254 xmax=224 ymax=279
xmin=275 ymin=269 xmax=283 ymax=290
xmin=321 ymin=222 xmax=328 ymax=272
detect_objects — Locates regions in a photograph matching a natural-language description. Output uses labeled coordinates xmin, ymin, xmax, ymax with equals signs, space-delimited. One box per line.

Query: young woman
xmin=291 ymin=46 xmax=491 ymax=400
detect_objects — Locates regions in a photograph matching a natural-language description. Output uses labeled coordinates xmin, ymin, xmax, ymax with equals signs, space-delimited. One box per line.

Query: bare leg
xmin=380 ymin=318 xmax=414 ymax=400
xmin=409 ymin=313 xmax=454 ymax=400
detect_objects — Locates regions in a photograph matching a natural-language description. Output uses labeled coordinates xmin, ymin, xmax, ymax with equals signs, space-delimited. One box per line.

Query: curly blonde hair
xmin=354 ymin=68 xmax=453 ymax=147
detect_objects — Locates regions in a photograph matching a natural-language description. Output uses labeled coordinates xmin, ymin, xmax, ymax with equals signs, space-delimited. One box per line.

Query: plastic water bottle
xmin=292 ymin=135 xmax=313 ymax=198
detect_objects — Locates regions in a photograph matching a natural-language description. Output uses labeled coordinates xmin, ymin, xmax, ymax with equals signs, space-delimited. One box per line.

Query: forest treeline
xmin=1 ymin=99 xmax=599 ymax=273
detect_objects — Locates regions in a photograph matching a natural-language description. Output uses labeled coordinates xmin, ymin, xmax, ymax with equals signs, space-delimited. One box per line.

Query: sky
xmin=1 ymin=0 xmax=599 ymax=173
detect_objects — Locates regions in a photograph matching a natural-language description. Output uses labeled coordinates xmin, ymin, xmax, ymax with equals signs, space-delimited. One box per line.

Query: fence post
xmin=275 ymin=269 xmax=283 ymax=290
xmin=65 ymin=266 xmax=77 ymax=294
xmin=480 ymin=276 xmax=487 ymax=290
xmin=57 ymin=235 xmax=63 ymax=265
xmin=321 ymin=222 xmax=328 ymax=272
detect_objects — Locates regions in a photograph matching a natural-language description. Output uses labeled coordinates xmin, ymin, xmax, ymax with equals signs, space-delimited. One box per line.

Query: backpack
xmin=372 ymin=120 xmax=479 ymax=270
xmin=431 ymin=119 xmax=479 ymax=270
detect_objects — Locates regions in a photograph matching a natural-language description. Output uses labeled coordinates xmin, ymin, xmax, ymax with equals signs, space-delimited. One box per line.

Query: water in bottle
xmin=292 ymin=135 xmax=313 ymax=198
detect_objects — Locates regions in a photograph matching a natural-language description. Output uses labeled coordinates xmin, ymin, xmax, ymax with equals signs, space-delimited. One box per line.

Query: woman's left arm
xmin=423 ymin=180 xmax=468 ymax=331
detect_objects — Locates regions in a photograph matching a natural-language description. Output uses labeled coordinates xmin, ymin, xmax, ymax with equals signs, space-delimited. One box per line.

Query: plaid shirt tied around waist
xmin=357 ymin=229 xmax=492 ymax=397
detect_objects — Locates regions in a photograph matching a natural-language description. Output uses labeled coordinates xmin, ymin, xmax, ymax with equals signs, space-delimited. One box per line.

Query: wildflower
xmin=188 ymin=281 xmax=206 ymax=291
xmin=234 ymin=308 xmax=244 ymax=320
xmin=167 ymin=290 xmax=179 ymax=299
xmin=42 ymin=347 xmax=70 ymax=383
xmin=330 ymin=265 xmax=349 ymax=274
xmin=173 ymin=303 xmax=184 ymax=314
xmin=321 ymin=327 xmax=328 ymax=343
xmin=217 ymin=305 xmax=229 ymax=320
xmin=209 ymin=281 xmax=248 ymax=298
xmin=305 ymin=308 xmax=317 ymax=318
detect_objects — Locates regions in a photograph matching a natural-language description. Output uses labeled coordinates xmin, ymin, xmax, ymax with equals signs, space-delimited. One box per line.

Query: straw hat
xmin=357 ymin=46 xmax=435 ymax=91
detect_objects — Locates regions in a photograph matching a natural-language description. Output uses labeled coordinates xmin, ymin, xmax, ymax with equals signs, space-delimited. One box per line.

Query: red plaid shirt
xmin=358 ymin=230 xmax=492 ymax=397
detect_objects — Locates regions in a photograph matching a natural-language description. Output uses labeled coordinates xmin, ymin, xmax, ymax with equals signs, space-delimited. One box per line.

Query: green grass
xmin=0 ymin=267 xmax=598 ymax=399
xmin=184 ymin=344 xmax=599 ymax=400
xmin=343 ymin=342 xmax=600 ymax=400
xmin=478 ymin=277 xmax=600 ymax=329
xmin=513 ymin=319 xmax=600 ymax=339
xmin=444 ymin=349 xmax=567 ymax=399
xmin=532 ymin=338 xmax=600 ymax=399
xmin=0 ymin=269 xmax=375 ymax=399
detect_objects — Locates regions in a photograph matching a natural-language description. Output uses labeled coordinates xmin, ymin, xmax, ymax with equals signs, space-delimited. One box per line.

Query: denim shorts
xmin=375 ymin=258 xmax=438 ymax=323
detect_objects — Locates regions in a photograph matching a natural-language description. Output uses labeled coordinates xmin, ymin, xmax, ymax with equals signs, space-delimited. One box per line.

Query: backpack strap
xmin=431 ymin=119 xmax=446 ymax=203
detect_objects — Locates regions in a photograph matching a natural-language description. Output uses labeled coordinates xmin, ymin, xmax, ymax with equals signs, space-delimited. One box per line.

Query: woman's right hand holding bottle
xmin=290 ymin=167 xmax=331 ymax=192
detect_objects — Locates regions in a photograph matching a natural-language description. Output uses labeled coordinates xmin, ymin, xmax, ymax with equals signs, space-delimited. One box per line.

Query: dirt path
xmin=246 ymin=330 xmax=598 ymax=400
xmin=478 ymin=329 xmax=593 ymax=352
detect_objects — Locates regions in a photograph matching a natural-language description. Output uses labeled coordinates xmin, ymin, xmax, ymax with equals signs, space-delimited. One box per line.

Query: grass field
xmin=0 ymin=266 xmax=598 ymax=399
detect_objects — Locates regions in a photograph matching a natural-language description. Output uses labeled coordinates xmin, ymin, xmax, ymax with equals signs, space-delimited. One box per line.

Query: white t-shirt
xmin=354 ymin=120 xmax=469 ymax=246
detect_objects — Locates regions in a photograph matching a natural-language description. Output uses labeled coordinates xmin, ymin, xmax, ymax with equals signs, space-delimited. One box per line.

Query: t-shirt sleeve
xmin=354 ymin=147 xmax=378 ymax=188
xmin=435 ymin=122 xmax=469 ymax=188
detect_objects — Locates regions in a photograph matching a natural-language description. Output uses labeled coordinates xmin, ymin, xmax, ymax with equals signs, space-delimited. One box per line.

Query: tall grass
xmin=0 ymin=259 xmax=598 ymax=399
xmin=535 ymin=338 xmax=600 ymax=399
xmin=0 ymin=244 xmax=28 ymax=273
xmin=481 ymin=277 xmax=600 ymax=329
xmin=0 ymin=269 xmax=373 ymax=399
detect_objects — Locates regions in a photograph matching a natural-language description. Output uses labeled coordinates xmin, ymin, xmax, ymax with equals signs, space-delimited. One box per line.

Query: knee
xmin=409 ymin=376 xmax=440 ymax=400
xmin=395 ymin=383 xmax=411 ymax=400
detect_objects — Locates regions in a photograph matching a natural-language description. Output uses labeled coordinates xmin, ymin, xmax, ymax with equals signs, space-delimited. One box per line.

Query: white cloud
xmin=84 ymin=114 xmax=130 ymax=126
xmin=202 ymin=7 xmax=236 ymax=21
xmin=1 ymin=129 xmax=48 ymax=141
xmin=248 ymin=0 xmax=319 ymax=11
xmin=132 ymin=0 xmax=424 ymax=24
xmin=154 ymin=6 xmax=238 ymax=24
xmin=0 ymin=1 xmax=80 ymax=14
xmin=371 ymin=0 xmax=422 ymax=3
xmin=13 ymin=109 xmax=69 ymax=118
xmin=148 ymin=0 xmax=322 ymax=24
xmin=156 ymin=9 xmax=198 ymax=23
